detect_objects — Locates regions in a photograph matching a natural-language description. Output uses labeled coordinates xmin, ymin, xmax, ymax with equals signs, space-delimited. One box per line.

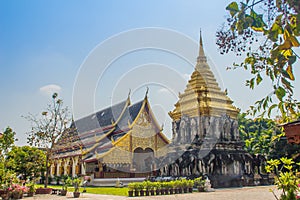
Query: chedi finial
xmin=197 ymin=29 xmax=207 ymax=64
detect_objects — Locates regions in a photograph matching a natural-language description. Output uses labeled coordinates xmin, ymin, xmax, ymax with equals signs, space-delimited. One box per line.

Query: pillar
xmin=72 ymin=157 xmax=79 ymax=177
xmin=50 ymin=163 xmax=54 ymax=177
xmin=56 ymin=160 xmax=62 ymax=176
xmin=64 ymin=158 xmax=70 ymax=175
xmin=81 ymin=162 xmax=86 ymax=175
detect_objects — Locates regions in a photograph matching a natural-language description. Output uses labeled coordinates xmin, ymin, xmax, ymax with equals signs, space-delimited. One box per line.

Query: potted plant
xmin=133 ymin=183 xmax=139 ymax=196
xmin=177 ymin=180 xmax=184 ymax=193
xmin=0 ymin=190 xmax=9 ymax=200
xmin=149 ymin=182 xmax=155 ymax=196
xmin=194 ymin=177 xmax=205 ymax=192
xmin=164 ymin=182 xmax=172 ymax=195
xmin=174 ymin=180 xmax=181 ymax=194
xmin=143 ymin=181 xmax=151 ymax=196
xmin=161 ymin=182 xmax=168 ymax=195
xmin=127 ymin=182 xmax=134 ymax=197
xmin=137 ymin=182 xmax=145 ymax=196
xmin=0 ymin=185 xmax=10 ymax=200
xmin=169 ymin=181 xmax=175 ymax=194
xmin=155 ymin=182 xmax=161 ymax=195
xmin=9 ymin=183 xmax=27 ymax=199
xmin=60 ymin=176 xmax=71 ymax=196
xmin=72 ymin=177 xmax=82 ymax=198
xmin=27 ymin=182 xmax=36 ymax=197
xmin=187 ymin=179 xmax=194 ymax=193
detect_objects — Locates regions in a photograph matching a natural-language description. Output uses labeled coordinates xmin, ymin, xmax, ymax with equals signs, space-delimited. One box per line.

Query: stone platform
xmin=91 ymin=177 xmax=145 ymax=187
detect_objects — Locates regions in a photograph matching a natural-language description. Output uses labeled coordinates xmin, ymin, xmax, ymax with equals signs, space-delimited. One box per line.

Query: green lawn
xmin=36 ymin=184 xmax=129 ymax=196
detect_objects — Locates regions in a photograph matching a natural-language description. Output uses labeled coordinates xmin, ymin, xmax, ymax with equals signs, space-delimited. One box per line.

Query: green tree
xmin=6 ymin=146 xmax=46 ymax=181
xmin=0 ymin=127 xmax=17 ymax=188
xmin=25 ymin=93 xmax=72 ymax=188
xmin=217 ymin=0 xmax=300 ymax=120
xmin=238 ymin=113 xmax=279 ymax=156
xmin=0 ymin=127 xmax=16 ymax=157
xmin=238 ymin=113 xmax=300 ymax=158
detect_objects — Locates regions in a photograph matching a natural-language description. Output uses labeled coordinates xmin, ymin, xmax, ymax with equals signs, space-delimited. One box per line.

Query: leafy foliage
xmin=238 ymin=113 xmax=279 ymax=156
xmin=238 ymin=113 xmax=300 ymax=161
xmin=0 ymin=127 xmax=17 ymax=189
xmin=266 ymin=157 xmax=300 ymax=200
xmin=194 ymin=177 xmax=205 ymax=187
xmin=0 ymin=127 xmax=16 ymax=157
xmin=217 ymin=0 xmax=300 ymax=120
xmin=71 ymin=177 xmax=82 ymax=193
xmin=6 ymin=146 xmax=46 ymax=181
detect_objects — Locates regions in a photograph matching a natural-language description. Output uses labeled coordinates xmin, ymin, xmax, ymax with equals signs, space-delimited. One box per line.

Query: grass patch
xmin=36 ymin=184 xmax=128 ymax=196
xmin=36 ymin=184 xmax=61 ymax=189
xmin=80 ymin=187 xmax=128 ymax=196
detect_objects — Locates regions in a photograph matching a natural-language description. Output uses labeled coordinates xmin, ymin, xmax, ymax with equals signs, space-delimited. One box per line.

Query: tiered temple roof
xmin=52 ymin=95 xmax=169 ymax=163
xmin=168 ymin=32 xmax=240 ymax=121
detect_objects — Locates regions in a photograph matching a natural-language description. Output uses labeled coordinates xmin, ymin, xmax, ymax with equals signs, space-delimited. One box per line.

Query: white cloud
xmin=158 ymin=88 xmax=169 ymax=94
xmin=183 ymin=73 xmax=190 ymax=81
xmin=39 ymin=84 xmax=62 ymax=96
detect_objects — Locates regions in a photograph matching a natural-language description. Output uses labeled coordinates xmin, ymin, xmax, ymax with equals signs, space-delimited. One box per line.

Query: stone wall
xmin=159 ymin=114 xmax=253 ymax=188
xmin=172 ymin=114 xmax=240 ymax=144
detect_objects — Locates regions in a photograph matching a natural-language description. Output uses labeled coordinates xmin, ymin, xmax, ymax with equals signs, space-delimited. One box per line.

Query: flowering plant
xmin=8 ymin=184 xmax=28 ymax=194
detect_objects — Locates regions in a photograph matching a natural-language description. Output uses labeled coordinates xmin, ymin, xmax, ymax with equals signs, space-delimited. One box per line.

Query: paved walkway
xmin=24 ymin=186 xmax=281 ymax=200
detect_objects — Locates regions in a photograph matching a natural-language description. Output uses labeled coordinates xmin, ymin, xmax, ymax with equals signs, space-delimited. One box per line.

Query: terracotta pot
xmin=35 ymin=188 xmax=52 ymax=194
xmin=198 ymin=186 xmax=205 ymax=192
xmin=140 ymin=190 xmax=144 ymax=196
xmin=0 ymin=191 xmax=10 ymax=200
xmin=12 ymin=191 xmax=23 ymax=199
xmin=60 ymin=190 xmax=67 ymax=196
xmin=134 ymin=191 xmax=139 ymax=196
xmin=145 ymin=190 xmax=149 ymax=196
xmin=150 ymin=190 xmax=155 ymax=195
xmin=27 ymin=192 xmax=34 ymax=197
xmin=165 ymin=189 xmax=169 ymax=195
xmin=0 ymin=189 xmax=7 ymax=195
xmin=155 ymin=189 xmax=160 ymax=195
xmin=128 ymin=191 xmax=133 ymax=197
xmin=73 ymin=192 xmax=80 ymax=198
xmin=2 ymin=194 xmax=10 ymax=200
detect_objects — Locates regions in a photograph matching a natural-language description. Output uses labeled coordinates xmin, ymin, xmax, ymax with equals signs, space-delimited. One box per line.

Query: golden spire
xmin=127 ymin=89 xmax=131 ymax=105
xmin=197 ymin=30 xmax=207 ymax=65
xmin=169 ymin=31 xmax=240 ymax=121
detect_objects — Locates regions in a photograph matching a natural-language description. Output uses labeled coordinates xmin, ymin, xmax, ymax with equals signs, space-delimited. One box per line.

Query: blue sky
xmin=1 ymin=0 xmax=299 ymax=146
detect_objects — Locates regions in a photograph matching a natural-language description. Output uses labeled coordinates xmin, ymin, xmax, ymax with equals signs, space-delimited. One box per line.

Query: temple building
xmin=50 ymin=32 xmax=253 ymax=187
xmin=50 ymin=95 xmax=169 ymax=181
xmin=157 ymin=33 xmax=252 ymax=187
